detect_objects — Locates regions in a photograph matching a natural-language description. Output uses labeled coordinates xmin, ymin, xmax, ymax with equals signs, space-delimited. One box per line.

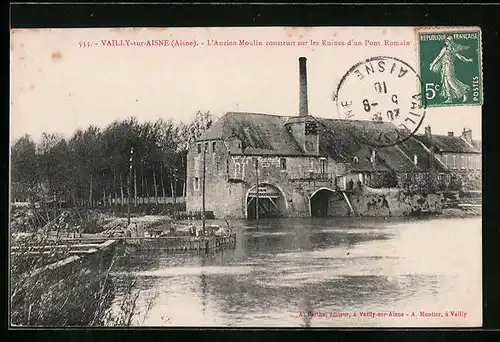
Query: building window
xmin=305 ymin=121 xmax=317 ymax=135
xmin=193 ymin=177 xmax=200 ymax=191
xmin=443 ymin=154 xmax=448 ymax=166
xmin=197 ymin=143 xmax=201 ymax=154
xmin=309 ymin=158 xmax=314 ymax=172
xmin=212 ymin=141 xmax=217 ymax=152
xmin=204 ymin=142 xmax=208 ymax=152
xmin=460 ymin=155 xmax=465 ymax=169
xmin=320 ymin=158 xmax=327 ymax=173
xmin=305 ymin=140 xmax=314 ymax=152
xmin=226 ymin=159 xmax=230 ymax=176
xmin=234 ymin=163 xmax=241 ymax=178
xmin=452 ymin=155 xmax=457 ymax=169
xmin=280 ymin=157 xmax=287 ymax=170
xmin=468 ymin=155 xmax=472 ymax=169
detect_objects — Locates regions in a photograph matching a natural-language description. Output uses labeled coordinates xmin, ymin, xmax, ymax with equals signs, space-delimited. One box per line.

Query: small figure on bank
xmin=381 ymin=196 xmax=389 ymax=209
xmin=381 ymin=196 xmax=392 ymax=215
xmin=348 ymin=179 xmax=354 ymax=191
xmin=357 ymin=180 xmax=363 ymax=191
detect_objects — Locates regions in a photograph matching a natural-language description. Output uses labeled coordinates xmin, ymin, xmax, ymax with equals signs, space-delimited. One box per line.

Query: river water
xmin=109 ymin=216 xmax=481 ymax=327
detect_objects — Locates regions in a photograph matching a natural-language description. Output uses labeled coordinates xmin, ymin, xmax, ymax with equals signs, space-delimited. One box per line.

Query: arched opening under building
xmin=246 ymin=184 xmax=286 ymax=219
xmin=310 ymin=188 xmax=351 ymax=217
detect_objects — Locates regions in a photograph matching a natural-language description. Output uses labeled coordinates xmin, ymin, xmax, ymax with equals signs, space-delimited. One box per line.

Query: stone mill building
xmin=185 ymin=57 xmax=481 ymax=219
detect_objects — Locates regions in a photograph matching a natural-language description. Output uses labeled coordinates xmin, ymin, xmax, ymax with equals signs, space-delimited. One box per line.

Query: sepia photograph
xmin=9 ymin=26 xmax=482 ymax=327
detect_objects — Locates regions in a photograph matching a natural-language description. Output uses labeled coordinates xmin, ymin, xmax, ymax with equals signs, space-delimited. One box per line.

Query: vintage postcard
xmin=10 ymin=27 xmax=482 ymax=327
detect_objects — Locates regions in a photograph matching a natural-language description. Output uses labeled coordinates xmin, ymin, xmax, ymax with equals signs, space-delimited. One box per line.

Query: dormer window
xmin=305 ymin=141 xmax=314 ymax=152
xmin=305 ymin=121 xmax=317 ymax=135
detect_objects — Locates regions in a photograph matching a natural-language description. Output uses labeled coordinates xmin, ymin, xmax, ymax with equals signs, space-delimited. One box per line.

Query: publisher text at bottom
xmin=297 ymin=311 xmax=468 ymax=319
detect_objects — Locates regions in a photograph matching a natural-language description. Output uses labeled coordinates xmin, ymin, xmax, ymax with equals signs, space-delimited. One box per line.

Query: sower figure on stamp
xmin=429 ymin=36 xmax=473 ymax=104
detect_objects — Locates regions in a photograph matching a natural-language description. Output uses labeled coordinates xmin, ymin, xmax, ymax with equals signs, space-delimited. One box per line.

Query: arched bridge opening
xmin=246 ymin=184 xmax=286 ymax=219
xmin=310 ymin=188 xmax=352 ymax=217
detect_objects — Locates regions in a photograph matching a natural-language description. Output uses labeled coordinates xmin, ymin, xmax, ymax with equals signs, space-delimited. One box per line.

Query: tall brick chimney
xmin=299 ymin=57 xmax=309 ymax=117
xmin=447 ymin=131 xmax=454 ymax=137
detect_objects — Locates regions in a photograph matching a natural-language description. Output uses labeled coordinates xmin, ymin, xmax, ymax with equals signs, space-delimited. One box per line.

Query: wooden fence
xmin=105 ymin=196 xmax=185 ymax=205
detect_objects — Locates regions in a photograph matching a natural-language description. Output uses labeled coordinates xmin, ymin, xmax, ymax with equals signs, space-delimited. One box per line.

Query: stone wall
xmin=186 ymin=142 xmax=446 ymax=218
xmin=328 ymin=192 xmax=351 ymax=216
xmin=187 ymin=180 xmax=246 ymax=218
xmin=185 ymin=140 xmax=344 ymax=218
xmin=348 ymin=187 xmax=444 ymax=217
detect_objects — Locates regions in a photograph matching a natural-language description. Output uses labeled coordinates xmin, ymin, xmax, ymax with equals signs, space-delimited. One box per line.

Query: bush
xmin=10 ymin=235 xmax=157 ymax=327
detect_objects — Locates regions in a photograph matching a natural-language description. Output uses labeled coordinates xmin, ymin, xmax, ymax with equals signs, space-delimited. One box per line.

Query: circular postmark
xmin=335 ymin=56 xmax=427 ymax=148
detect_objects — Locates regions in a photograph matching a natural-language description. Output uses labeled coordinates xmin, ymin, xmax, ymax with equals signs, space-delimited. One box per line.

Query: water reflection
xmin=201 ymin=257 xmax=207 ymax=315
xmin=110 ymin=217 xmax=481 ymax=327
xmin=301 ymin=290 xmax=312 ymax=328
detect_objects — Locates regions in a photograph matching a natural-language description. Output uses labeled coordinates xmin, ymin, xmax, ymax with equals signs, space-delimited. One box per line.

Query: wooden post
xmin=173 ymin=168 xmax=177 ymax=220
xmin=134 ymin=165 xmax=137 ymax=206
xmin=127 ymin=147 xmax=134 ymax=227
xmin=255 ymin=157 xmax=259 ymax=222
xmin=202 ymin=147 xmax=206 ymax=234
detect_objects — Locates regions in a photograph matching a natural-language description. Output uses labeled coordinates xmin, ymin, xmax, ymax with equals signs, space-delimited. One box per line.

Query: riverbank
xmin=441 ymin=206 xmax=482 ymax=218
xmin=10 ymin=211 xmax=236 ymax=326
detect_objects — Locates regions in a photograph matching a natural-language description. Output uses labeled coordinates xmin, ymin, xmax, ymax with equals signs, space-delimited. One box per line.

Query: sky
xmin=10 ymin=27 xmax=482 ymax=144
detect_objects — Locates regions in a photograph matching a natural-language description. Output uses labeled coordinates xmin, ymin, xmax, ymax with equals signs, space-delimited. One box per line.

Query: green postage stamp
xmin=419 ymin=28 xmax=482 ymax=107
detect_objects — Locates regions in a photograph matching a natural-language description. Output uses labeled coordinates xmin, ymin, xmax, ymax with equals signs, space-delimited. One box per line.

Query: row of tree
xmin=11 ymin=110 xmax=215 ymax=209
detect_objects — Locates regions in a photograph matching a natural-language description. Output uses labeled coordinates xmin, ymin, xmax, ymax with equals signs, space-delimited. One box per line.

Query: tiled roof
xmin=471 ymin=139 xmax=482 ymax=152
xmin=316 ymin=118 xmax=393 ymax=172
xmin=197 ymin=112 xmax=303 ymax=155
xmin=414 ymin=134 xmax=480 ymax=154
xmin=394 ymin=137 xmax=448 ymax=173
xmin=196 ymin=112 xmax=452 ymax=173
